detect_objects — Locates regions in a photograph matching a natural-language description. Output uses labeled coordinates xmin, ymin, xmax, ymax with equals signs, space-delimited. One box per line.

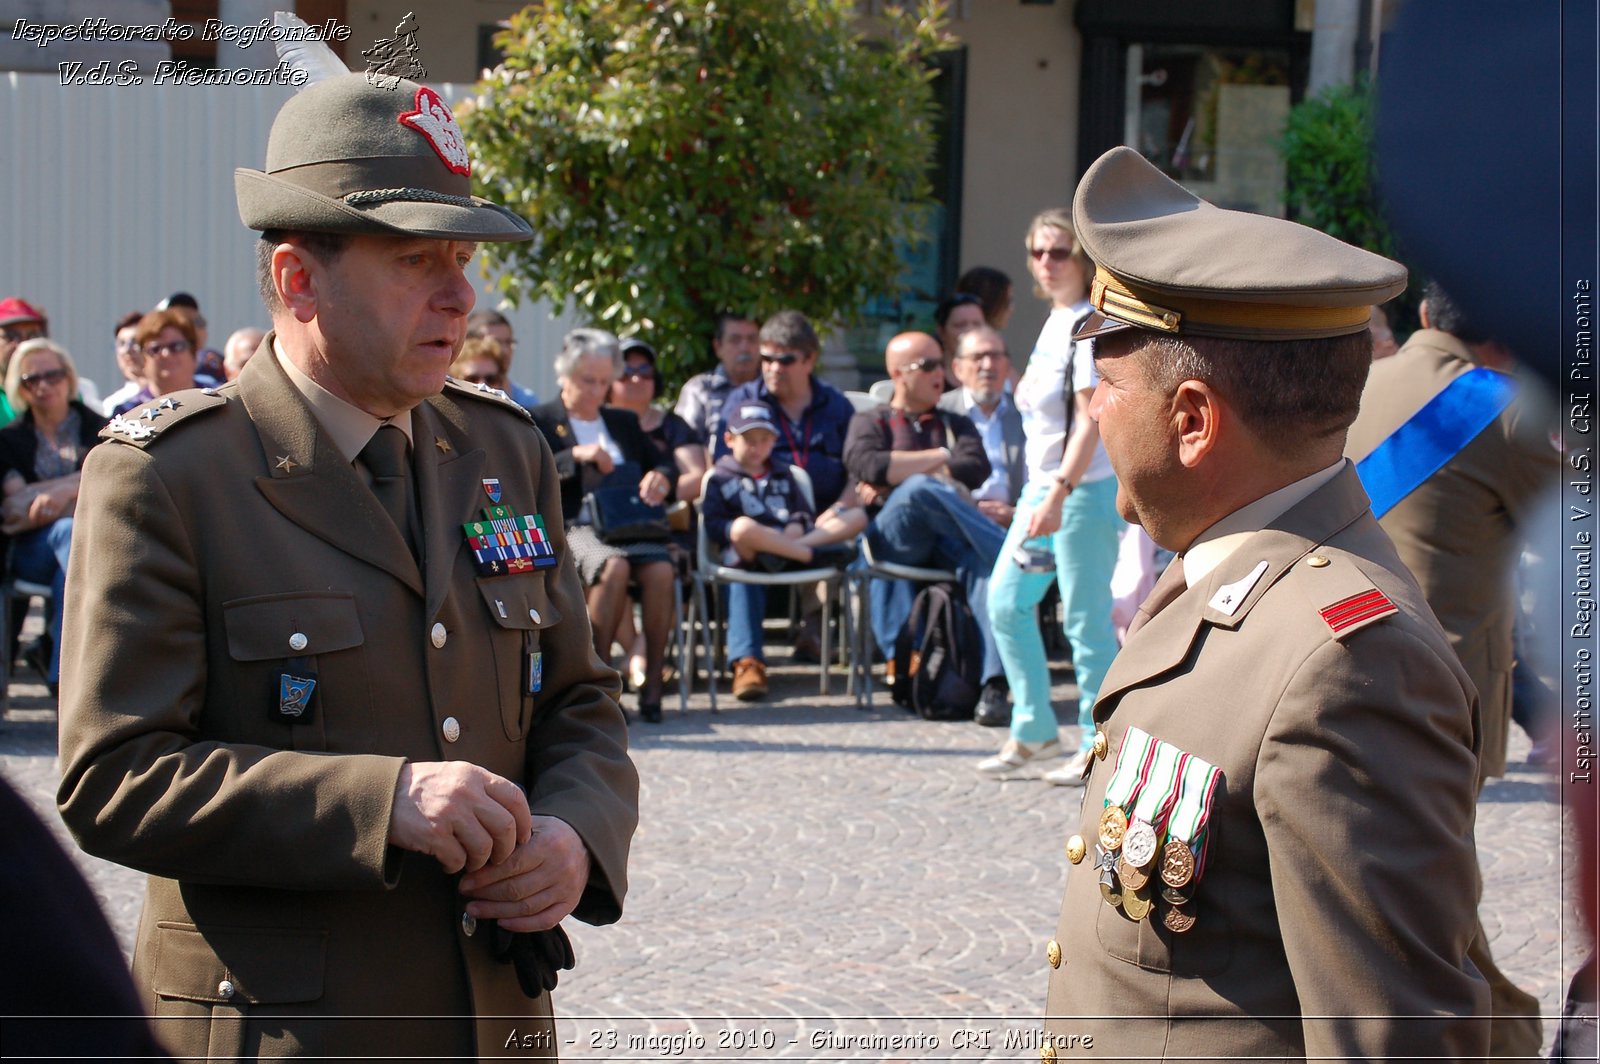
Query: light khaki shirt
xmin=274 ymin=338 xmax=414 ymax=461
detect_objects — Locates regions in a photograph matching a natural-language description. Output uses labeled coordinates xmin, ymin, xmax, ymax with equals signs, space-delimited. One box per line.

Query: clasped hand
xmin=389 ymin=762 xmax=590 ymax=930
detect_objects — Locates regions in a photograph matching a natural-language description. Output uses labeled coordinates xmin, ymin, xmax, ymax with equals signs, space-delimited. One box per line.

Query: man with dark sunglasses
xmin=714 ymin=310 xmax=860 ymax=693
xmin=844 ymin=331 xmax=1010 ymax=721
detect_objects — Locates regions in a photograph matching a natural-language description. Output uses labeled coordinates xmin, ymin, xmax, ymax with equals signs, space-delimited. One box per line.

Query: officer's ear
xmin=1171 ymin=378 xmax=1222 ymax=470
xmin=271 ymin=244 xmax=319 ymax=324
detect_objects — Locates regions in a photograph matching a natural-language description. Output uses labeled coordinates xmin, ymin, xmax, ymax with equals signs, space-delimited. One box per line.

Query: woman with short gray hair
xmin=531 ymin=329 xmax=678 ymax=723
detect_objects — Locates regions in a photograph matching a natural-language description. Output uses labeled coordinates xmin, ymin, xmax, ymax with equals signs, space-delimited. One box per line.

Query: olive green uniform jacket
xmin=1045 ymin=464 xmax=1489 ymax=1061
xmin=1345 ymin=328 xmax=1560 ymax=782
xmin=57 ymin=345 xmax=638 ymax=1060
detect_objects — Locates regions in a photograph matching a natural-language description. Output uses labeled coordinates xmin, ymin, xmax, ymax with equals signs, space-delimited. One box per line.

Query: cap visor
xmin=1072 ymin=309 xmax=1135 ymax=341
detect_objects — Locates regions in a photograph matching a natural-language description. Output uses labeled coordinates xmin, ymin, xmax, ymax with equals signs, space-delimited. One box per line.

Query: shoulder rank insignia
xmin=441 ymin=375 xmax=532 ymax=421
xmin=106 ymin=414 xmax=155 ymax=441
xmin=100 ymin=389 xmax=229 ymax=448
xmin=1319 ymin=588 xmax=1398 ymax=637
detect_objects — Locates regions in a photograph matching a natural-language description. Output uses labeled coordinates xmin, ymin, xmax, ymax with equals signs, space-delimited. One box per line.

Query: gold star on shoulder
xmin=435 ymin=437 xmax=452 ymax=453
xmin=275 ymin=455 xmax=299 ymax=473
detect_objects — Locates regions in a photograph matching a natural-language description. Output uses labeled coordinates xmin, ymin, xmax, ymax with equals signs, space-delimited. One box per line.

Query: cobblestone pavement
xmin=2 ymin=625 xmax=1587 ymax=1061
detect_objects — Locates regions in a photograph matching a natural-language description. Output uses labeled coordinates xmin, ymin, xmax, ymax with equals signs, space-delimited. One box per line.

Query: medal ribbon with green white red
xmin=1164 ymin=752 xmax=1222 ymax=884
xmin=1099 ymin=727 xmax=1158 ymax=856
xmin=1124 ymin=739 xmax=1184 ymax=868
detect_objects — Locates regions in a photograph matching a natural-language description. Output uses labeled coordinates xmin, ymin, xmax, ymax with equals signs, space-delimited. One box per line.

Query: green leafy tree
xmin=460 ymin=0 xmax=953 ymax=386
xmin=1281 ymin=77 xmax=1419 ymax=331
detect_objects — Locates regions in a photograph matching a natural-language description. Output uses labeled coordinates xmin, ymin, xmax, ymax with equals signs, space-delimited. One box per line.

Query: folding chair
xmin=687 ymin=465 xmax=856 ymax=712
xmin=847 ymin=535 xmax=957 ymax=709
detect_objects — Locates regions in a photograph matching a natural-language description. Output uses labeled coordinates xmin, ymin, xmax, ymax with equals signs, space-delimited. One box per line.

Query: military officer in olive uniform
xmin=1039 ymin=148 xmax=1489 ymax=1061
xmin=57 ymin=74 xmax=638 ymax=1060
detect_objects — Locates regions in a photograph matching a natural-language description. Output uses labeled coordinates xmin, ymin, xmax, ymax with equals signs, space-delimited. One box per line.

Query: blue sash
xmin=1356 ymin=367 xmax=1516 ymax=518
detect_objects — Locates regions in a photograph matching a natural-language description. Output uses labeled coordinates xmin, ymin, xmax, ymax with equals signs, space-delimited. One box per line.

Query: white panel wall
xmin=0 ymin=73 xmax=571 ymax=405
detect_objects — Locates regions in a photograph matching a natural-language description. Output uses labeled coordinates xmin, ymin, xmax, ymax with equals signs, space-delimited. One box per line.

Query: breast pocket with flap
xmin=476 ymin=577 xmax=561 ymax=741
xmin=221 ymin=592 xmax=366 ymax=752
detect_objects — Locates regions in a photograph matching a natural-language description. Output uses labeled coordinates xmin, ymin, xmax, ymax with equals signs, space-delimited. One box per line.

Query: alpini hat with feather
xmin=235 ymin=73 xmax=532 ymax=242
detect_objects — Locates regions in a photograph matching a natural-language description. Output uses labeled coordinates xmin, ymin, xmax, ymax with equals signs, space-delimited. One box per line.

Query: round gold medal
xmin=1159 ymin=838 xmax=1196 ymax=888
xmin=1122 ymin=885 xmax=1153 ymax=921
xmin=1118 ymin=855 xmax=1150 ymax=892
xmin=1098 ymin=806 xmax=1127 ymax=852
xmin=1163 ymin=904 xmax=1197 ymax=933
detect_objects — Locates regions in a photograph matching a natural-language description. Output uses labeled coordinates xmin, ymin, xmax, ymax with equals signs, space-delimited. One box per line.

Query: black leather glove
xmin=494 ymin=924 xmax=575 ymax=997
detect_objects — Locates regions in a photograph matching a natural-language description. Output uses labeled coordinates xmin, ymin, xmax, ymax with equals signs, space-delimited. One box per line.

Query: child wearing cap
xmin=703 ymin=403 xmax=865 ymax=572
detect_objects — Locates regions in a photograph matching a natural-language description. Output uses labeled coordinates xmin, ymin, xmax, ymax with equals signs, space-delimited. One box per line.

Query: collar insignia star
xmin=435 ymin=436 xmax=452 ymax=453
xmin=1207 ymin=559 xmax=1269 ymax=617
xmin=275 ymin=455 xmax=299 ymax=473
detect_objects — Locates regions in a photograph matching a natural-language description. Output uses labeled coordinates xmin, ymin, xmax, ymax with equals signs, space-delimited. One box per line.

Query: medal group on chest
xmin=1091 ymin=726 xmax=1221 ymax=933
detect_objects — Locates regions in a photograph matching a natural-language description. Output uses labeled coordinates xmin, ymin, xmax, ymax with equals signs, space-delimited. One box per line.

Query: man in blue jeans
xmin=715 ymin=311 xmax=860 ymax=699
xmin=843 ymin=332 xmax=1008 ymax=718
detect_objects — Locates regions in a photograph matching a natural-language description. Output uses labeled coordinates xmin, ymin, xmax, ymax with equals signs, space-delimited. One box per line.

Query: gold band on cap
xmin=1091 ymin=267 xmax=1375 ymax=337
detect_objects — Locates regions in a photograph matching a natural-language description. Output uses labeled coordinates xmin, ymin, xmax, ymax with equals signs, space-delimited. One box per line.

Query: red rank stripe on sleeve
xmin=1319 ymin=589 xmax=1397 ymax=634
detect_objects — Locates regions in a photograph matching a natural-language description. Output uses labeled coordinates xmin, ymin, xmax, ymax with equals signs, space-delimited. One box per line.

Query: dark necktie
xmin=1126 ymin=559 xmax=1188 ymax=639
xmin=359 ymin=424 xmax=419 ymax=559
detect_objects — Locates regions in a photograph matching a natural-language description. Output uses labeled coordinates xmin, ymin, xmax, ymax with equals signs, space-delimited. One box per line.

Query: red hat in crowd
xmin=0 ymin=297 xmax=46 ymax=329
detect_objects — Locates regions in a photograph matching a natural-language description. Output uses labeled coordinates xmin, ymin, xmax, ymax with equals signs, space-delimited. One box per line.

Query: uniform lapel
xmin=414 ymin=396 xmax=485 ymax=622
xmin=1093 ymin=573 xmax=1206 ymax=721
xmin=240 ymin=341 xmax=424 ymax=594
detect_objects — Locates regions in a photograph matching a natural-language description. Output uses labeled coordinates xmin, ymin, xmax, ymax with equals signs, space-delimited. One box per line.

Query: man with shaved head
xmin=844 ymin=331 xmax=1009 ymax=719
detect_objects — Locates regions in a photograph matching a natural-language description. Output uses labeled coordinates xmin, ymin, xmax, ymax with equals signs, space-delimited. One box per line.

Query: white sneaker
xmin=977 ymin=737 xmax=1064 ymax=777
xmin=1043 ymin=749 xmax=1092 ymax=787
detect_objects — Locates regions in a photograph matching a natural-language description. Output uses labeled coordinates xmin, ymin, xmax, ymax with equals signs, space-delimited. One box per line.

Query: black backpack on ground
xmin=892 ymin=582 xmax=982 ymax=721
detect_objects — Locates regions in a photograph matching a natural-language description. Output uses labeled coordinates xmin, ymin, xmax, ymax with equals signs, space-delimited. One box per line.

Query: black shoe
xmin=637 ymin=694 xmax=663 ymax=724
xmin=808 ymin=542 xmax=857 ymax=568
xmin=974 ymin=679 xmax=1011 ymax=727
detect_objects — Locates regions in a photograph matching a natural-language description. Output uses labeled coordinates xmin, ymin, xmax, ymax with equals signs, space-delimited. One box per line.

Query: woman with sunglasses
xmin=448 ymin=335 xmax=512 ymax=394
xmin=109 ymin=308 xmax=213 ymax=417
xmin=0 ymin=339 xmax=108 ymax=694
xmin=605 ymin=337 xmax=706 ymax=690
xmin=978 ymin=207 xmax=1123 ymax=785
xmin=609 ymin=338 xmax=707 ymax=503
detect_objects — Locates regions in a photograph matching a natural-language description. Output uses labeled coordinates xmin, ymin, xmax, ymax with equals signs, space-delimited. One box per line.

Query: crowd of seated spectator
xmin=0 ymin=278 xmax=1129 ymax=735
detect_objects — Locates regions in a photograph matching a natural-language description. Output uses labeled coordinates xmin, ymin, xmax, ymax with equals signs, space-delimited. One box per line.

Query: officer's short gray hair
xmin=553 ymin=327 xmax=622 ymax=382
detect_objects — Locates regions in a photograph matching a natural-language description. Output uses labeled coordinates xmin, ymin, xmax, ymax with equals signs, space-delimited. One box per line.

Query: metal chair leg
xmin=672 ymin=575 xmax=688 ymax=715
xmin=817 ymin=577 xmax=829 ymax=696
xmin=703 ymin=576 xmax=720 ymax=714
